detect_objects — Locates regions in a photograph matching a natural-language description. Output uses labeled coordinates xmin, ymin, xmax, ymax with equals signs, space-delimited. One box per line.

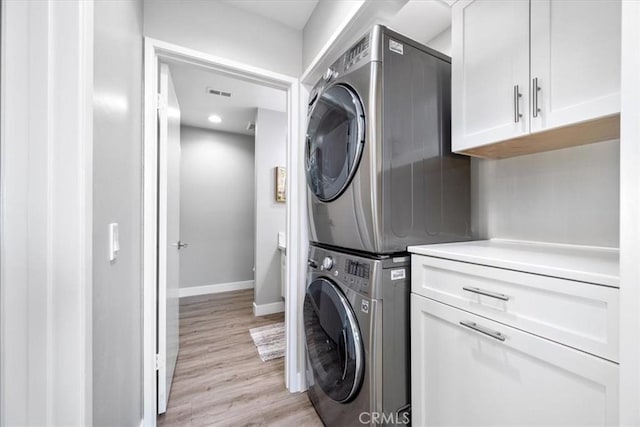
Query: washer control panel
xmin=339 ymin=258 xmax=371 ymax=295
xmin=309 ymin=245 xmax=388 ymax=297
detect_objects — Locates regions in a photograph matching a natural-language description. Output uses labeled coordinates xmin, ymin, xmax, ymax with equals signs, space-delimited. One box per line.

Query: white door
xmin=451 ymin=0 xmax=530 ymax=152
xmin=530 ymin=0 xmax=621 ymax=133
xmin=157 ymin=63 xmax=181 ymax=414
xmin=411 ymin=294 xmax=619 ymax=426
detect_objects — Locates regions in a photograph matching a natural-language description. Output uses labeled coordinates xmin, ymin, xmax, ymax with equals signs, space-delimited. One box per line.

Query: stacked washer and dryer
xmin=303 ymin=25 xmax=471 ymax=426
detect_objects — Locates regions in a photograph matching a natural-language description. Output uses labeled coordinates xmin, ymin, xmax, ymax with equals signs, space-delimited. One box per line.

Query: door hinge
xmin=155 ymin=353 xmax=165 ymax=371
xmin=157 ymin=94 xmax=167 ymax=111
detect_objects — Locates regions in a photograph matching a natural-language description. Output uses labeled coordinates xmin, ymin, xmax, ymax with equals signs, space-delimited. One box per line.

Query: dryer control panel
xmin=343 ymin=34 xmax=371 ymax=73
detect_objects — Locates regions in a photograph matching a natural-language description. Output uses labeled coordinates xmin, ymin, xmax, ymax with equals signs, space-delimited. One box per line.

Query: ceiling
xmin=221 ymin=0 xmax=319 ymax=30
xmin=166 ymin=0 xmax=454 ymax=135
xmin=166 ymin=59 xmax=287 ymax=135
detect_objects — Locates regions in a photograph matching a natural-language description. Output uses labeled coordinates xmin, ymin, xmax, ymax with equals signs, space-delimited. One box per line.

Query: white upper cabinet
xmin=452 ymin=0 xmax=621 ymax=159
xmin=452 ymin=0 xmax=530 ymax=151
xmin=530 ymin=0 xmax=621 ymax=133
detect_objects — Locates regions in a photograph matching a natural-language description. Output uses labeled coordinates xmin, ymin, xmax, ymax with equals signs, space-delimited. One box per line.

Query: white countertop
xmin=408 ymin=239 xmax=619 ymax=287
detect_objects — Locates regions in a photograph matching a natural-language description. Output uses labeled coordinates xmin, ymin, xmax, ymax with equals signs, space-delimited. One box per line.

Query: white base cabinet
xmin=411 ymin=295 xmax=619 ymax=427
xmin=409 ymin=241 xmax=620 ymax=427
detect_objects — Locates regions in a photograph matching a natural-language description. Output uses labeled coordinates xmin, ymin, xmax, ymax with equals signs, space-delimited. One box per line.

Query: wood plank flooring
xmin=157 ymin=290 xmax=322 ymax=427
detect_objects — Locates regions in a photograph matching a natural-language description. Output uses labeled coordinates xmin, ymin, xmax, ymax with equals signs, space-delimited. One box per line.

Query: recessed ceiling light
xmin=208 ymin=114 xmax=222 ymax=124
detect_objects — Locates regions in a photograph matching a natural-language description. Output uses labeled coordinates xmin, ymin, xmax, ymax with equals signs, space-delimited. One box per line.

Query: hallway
xmin=157 ymin=290 xmax=321 ymax=426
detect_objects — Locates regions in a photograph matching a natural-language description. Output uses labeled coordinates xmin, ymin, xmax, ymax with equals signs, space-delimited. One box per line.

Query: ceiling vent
xmin=206 ymin=87 xmax=231 ymax=97
xmin=246 ymin=122 xmax=256 ymax=132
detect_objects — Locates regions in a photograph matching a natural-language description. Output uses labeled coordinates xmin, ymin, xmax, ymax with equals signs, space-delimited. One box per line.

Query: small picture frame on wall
xmin=275 ymin=166 xmax=287 ymax=203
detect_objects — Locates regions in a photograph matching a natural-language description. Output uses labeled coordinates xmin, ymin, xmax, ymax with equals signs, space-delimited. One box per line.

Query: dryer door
xmin=303 ymin=278 xmax=364 ymax=403
xmin=305 ymin=84 xmax=365 ymax=202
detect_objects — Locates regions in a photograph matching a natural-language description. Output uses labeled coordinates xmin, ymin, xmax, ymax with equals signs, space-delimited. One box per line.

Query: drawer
xmin=411 ymin=255 xmax=619 ymax=361
xmin=411 ymin=294 xmax=619 ymax=426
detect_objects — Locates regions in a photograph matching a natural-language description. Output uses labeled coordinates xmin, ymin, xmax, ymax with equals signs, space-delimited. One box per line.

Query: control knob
xmin=322 ymin=256 xmax=334 ymax=271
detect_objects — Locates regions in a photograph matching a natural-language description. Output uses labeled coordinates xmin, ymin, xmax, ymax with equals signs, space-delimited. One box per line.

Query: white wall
xmin=254 ymin=108 xmax=287 ymax=308
xmin=425 ymin=27 xmax=451 ymax=56
xmin=143 ymin=0 xmax=302 ymax=77
xmin=302 ymin=0 xmax=364 ymax=70
xmin=92 ymin=0 xmax=144 ymax=425
xmin=180 ymin=126 xmax=255 ymax=289
xmin=472 ymin=140 xmax=620 ymax=248
xmin=430 ymin=25 xmax=619 ymax=249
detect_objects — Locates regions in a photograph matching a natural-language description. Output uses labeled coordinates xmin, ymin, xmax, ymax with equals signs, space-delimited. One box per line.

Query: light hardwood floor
xmin=157 ymin=289 xmax=323 ymax=427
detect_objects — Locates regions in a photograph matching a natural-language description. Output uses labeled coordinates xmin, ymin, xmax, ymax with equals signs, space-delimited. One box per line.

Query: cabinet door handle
xmin=514 ymin=85 xmax=523 ymax=123
xmin=533 ymin=77 xmax=541 ymax=118
xmin=460 ymin=320 xmax=506 ymax=342
xmin=462 ymin=286 xmax=510 ymax=301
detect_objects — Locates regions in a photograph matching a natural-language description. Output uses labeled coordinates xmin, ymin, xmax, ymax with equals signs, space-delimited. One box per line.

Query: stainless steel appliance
xmin=305 ymin=25 xmax=471 ymax=254
xmin=304 ymin=244 xmax=410 ymax=426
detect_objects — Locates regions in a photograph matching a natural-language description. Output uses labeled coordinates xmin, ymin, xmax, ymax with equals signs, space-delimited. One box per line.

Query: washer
xmin=303 ymin=244 xmax=410 ymax=426
xmin=305 ymin=25 xmax=471 ymax=254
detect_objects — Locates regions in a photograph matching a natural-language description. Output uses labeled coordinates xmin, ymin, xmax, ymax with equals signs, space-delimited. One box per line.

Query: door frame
xmin=0 ymin=0 xmax=93 ymax=425
xmin=142 ymin=37 xmax=305 ymax=425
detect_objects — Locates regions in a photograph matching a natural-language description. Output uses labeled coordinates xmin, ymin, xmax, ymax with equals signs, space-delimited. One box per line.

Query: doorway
xmin=142 ymin=39 xmax=307 ymax=426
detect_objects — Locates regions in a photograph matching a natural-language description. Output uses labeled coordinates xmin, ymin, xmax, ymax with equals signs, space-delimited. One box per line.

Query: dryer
xmin=306 ymin=25 xmax=471 ymax=254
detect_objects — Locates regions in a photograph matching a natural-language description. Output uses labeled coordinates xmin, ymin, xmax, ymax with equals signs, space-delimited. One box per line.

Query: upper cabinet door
xmin=530 ymin=0 xmax=621 ymax=133
xmin=452 ymin=0 xmax=530 ymax=152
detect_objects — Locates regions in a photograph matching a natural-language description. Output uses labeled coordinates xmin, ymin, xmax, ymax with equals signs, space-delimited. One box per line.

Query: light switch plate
xmin=109 ymin=223 xmax=120 ymax=261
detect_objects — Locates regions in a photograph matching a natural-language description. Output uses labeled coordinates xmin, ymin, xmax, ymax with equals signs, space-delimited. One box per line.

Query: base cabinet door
xmin=411 ymin=294 xmax=619 ymax=426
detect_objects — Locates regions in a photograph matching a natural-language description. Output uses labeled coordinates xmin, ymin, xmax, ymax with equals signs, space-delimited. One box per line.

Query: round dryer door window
xmin=303 ymin=278 xmax=364 ymax=403
xmin=305 ymin=84 xmax=365 ymax=202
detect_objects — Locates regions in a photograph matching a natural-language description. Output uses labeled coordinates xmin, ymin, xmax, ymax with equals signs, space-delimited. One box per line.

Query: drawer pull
xmin=462 ymin=286 xmax=509 ymax=301
xmin=460 ymin=320 xmax=506 ymax=342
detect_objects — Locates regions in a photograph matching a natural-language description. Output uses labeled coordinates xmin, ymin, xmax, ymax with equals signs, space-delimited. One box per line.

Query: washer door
xmin=303 ymin=278 xmax=364 ymax=403
xmin=305 ymin=84 xmax=365 ymax=202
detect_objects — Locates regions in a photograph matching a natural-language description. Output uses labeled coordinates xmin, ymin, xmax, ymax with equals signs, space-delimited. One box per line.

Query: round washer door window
xmin=303 ymin=278 xmax=364 ymax=403
xmin=305 ymin=84 xmax=365 ymax=202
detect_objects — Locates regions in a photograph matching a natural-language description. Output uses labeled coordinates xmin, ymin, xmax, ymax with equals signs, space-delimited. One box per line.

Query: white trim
xmin=619 ymin=1 xmax=640 ymax=424
xmin=285 ymin=82 xmax=310 ymax=393
xmin=178 ymin=281 xmax=254 ymax=298
xmin=78 ymin=1 xmax=94 ymax=424
xmin=149 ymin=37 xmax=297 ymax=87
xmin=0 ymin=1 xmax=93 ymax=425
xmin=253 ymin=301 xmax=285 ymax=316
xmin=142 ymin=37 xmax=303 ymax=426
xmin=142 ymin=37 xmax=160 ymax=425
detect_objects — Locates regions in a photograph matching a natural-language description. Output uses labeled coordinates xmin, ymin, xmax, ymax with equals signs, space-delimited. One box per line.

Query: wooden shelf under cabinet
xmin=458 ymin=114 xmax=620 ymax=160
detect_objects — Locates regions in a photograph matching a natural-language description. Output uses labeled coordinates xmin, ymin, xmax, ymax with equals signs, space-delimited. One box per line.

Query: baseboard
xmin=179 ymin=280 xmax=254 ymax=298
xmin=253 ymin=300 xmax=285 ymax=316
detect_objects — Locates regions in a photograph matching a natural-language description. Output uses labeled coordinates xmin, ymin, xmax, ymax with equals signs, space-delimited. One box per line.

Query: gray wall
xmin=472 ymin=140 xmax=620 ymax=247
xmin=144 ymin=0 xmax=302 ymax=77
xmin=92 ymin=1 xmax=143 ymax=425
xmin=254 ymin=109 xmax=287 ymax=307
xmin=180 ymin=126 xmax=255 ymax=288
